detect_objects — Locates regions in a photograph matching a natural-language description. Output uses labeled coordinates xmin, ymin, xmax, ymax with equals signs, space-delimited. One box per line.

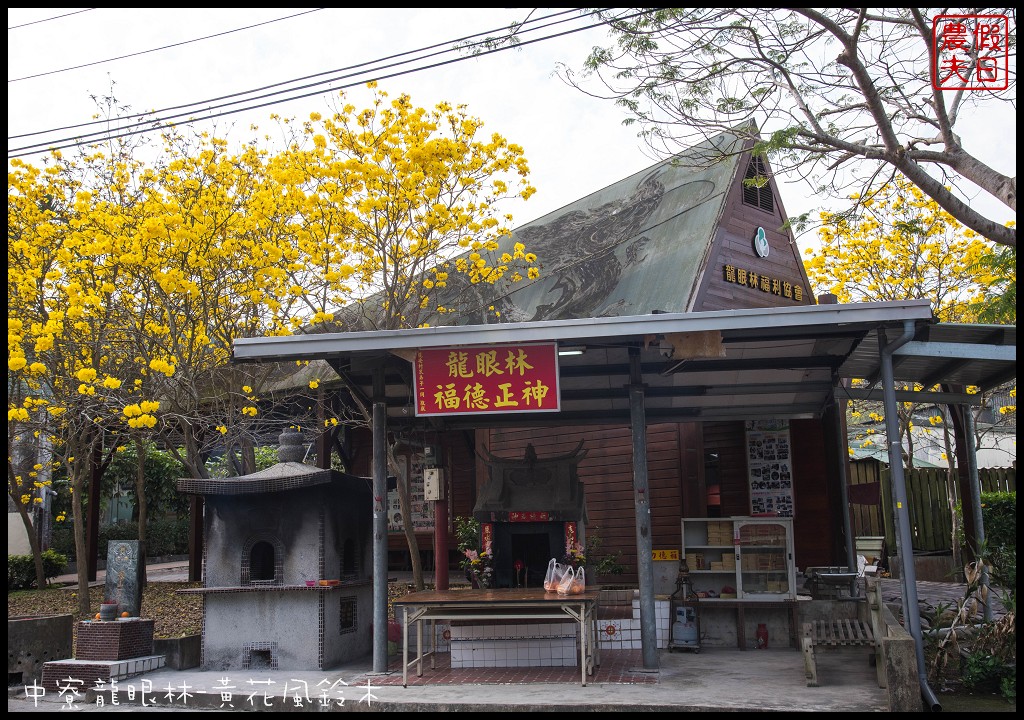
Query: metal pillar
xmin=372 ymin=367 xmax=389 ymax=673
xmin=879 ymin=322 xmax=939 ymax=710
xmin=628 ymin=347 xmax=658 ymax=670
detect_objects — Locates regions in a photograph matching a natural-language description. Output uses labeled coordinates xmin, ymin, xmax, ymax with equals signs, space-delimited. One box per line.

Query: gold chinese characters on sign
xmin=723 ymin=265 xmax=804 ymax=301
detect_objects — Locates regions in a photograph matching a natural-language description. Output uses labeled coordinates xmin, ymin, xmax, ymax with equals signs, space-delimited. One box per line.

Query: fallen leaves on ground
xmin=8 ymin=581 xmax=203 ymax=642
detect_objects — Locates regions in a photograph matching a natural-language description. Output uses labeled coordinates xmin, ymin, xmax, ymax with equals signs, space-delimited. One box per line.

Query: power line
xmin=9 ymin=9 xmax=647 ymax=159
xmin=8 ymin=8 xmax=326 ymax=83
xmin=8 ymin=8 xmax=96 ymax=31
xmin=10 ymin=8 xmax=586 ymax=140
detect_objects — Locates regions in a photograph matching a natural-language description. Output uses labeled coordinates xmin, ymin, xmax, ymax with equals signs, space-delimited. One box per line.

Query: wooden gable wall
xmin=690 ymin=149 xmax=815 ymax=313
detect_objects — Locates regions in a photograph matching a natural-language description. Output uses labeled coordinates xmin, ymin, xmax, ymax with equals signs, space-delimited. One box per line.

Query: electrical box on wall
xmin=423 ymin=444 xmax=439 ymax=467
xmin=423 ymin=467 xmax=445 ymax=501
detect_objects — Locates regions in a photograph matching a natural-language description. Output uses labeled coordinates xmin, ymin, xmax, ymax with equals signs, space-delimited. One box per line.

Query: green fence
xmin=848 ymin=461 xmax=1016 ymax=554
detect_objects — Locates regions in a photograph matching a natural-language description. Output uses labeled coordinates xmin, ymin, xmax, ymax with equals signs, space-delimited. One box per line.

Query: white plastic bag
xmin=556 ymin=565 xmax=576 ymax=595
xmin=573 ymin=567 xmax=586 ymax=594
xmin=557 ymin=566 xmax=586 ymax=595
xmin=544 ymin=558 xmax=567 ymax=592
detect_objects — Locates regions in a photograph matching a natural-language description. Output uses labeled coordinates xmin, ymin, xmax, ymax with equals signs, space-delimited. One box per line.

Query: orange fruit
xmin=95 ymin=613 xmax=101 ymax=620
xmin=121 ymin=611 xmax=130 ymax=617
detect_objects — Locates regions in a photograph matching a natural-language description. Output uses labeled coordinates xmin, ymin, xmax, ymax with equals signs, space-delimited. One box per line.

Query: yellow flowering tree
xmin=7 ymin=126 xmax=306 ymax=610
xmin=805 ymin=177 xmax=1014 ymax=564
xmin=806 ymin=177 xmax=1012 ymax=454
xmin=8 ymin=84 xmax=538 ymax=598
xmin=273 ymin=85 xmax=538 ymax=589
xmin=277 ymin=84 xmax=537 ymax=330
xmin=8 ymin=145 xmax=152 ymax=606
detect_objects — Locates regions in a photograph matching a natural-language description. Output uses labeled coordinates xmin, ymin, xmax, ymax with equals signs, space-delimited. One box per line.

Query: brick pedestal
xmin=40 ymin=618 xmax=164 ymax=692
xmin=75 ymin=618 xmax=154 ymax=660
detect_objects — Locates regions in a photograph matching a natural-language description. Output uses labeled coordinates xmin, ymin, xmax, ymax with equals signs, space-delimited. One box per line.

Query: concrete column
xmin=372 ymin=368 xmax=388 ymax=673
xmin=629 ymin=347 xmax=658 ymax=670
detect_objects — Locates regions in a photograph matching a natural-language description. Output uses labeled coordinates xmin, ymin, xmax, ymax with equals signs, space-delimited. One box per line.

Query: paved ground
xmin=9 ymin=644 xmax=886 ymax=713
xmin=11 ymin=560 xmax=1005 ymax=713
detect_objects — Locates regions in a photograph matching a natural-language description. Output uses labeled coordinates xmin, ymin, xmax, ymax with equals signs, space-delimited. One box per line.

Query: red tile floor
xmin=373 ymin=649 xmax=656 ymax=686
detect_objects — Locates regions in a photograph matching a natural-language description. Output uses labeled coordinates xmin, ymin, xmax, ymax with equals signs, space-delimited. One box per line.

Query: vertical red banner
xmin=564 ymin=522 xmax=577 ymax=555
xmin=481 ymin=523 xmax=493 ymax=554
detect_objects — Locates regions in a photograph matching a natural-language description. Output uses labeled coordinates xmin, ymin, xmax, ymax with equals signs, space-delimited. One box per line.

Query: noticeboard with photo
xmin=745 ymin=420 xmax=794 ymax=517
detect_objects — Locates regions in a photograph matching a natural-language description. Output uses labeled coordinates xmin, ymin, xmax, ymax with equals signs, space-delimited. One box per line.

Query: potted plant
xmin=455 ymin=516 xmax=494 ymax=588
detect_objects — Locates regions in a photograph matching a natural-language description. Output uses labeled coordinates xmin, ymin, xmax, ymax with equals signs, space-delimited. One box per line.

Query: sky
xmin=7 ymin=8 xmax=1017 ymax=256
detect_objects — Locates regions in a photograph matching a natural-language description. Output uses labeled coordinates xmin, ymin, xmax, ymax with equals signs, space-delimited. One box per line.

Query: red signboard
xmin=564 ymin=522 xmax=577 ymax=550
xmin=413 ymin=343 xmax=561 ymax=417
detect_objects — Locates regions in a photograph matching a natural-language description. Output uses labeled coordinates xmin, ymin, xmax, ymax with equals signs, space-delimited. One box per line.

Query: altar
xmin=393 ymin=589 xmax=601 ymax=686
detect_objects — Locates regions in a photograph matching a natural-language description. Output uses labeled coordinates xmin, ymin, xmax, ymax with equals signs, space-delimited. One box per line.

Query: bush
xmin=47 ymin=516 xmax=189 ymax=562
xmin=981 ymin=492 xmax=1016 ymax=593
xmin=145 ymin=516 xmax=190 ymax=557
xmin=963 ymin=650 xmax=1015 ymax=696
xmin=7 ymin=549 xmax=69 ymax=591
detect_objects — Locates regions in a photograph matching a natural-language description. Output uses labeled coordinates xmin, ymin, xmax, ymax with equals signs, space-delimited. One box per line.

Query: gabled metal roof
xmin=334 ymin=128 xmax=751 ymax=331
xmin=233 ymin=299 xmax=1016 ymax=428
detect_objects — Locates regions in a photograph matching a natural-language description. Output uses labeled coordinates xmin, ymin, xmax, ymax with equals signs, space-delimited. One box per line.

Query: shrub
xmin=963 ymin=650 xmax=1015 ymax=696
xmin=981 ymin=492 xmax=1016 ymax=595
xmin=47 ymin=516 xmax=189 ymax=561
xmin=7 ymin=549 xmax=69 ymax=591
xmin=145 ymin=516 xmax=190 ymax=557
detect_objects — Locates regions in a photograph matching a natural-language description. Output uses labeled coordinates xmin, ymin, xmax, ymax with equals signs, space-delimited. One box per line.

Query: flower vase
xmin=99 ymin=602 xmax=120 ymax=621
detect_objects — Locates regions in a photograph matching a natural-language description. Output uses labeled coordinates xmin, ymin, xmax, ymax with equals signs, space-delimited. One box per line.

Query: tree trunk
xmin=941 ymin=423 xmax=962 ymax=573
xmin=71 ymin=465 xmax=92 ymax=617
xmin=388 ymin=446 xmax=424 ymax=590
xmin=135 ymin=439 xmax=149 ymax=601
xmin=240 ymin=436 xmax=257 ymax=475
xmin=19 ymin=504 xmax=46 ymax=589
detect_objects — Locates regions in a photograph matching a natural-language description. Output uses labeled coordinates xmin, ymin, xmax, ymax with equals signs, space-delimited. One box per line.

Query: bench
xmin=802 ymin=619 xmax=876 ymax=687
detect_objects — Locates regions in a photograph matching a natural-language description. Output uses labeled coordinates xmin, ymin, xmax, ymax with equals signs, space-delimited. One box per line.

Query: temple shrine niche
xmin=474 ymin=442 xmax=589 ymax=589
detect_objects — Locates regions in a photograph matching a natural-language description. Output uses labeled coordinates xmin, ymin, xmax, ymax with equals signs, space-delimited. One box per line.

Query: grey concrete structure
xmin=7 ymin=614 xmax=73 ymax=685
xmin=177 ymin=432 xmax=374 ymax=671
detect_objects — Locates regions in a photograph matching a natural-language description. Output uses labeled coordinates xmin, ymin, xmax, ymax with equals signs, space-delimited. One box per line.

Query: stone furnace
xmin=177 ymin=430 xmax=372 ymax=671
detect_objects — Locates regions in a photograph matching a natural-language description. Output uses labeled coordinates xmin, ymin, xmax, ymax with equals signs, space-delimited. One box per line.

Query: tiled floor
xmin=374 ymin=649 xmax=657 ymax=686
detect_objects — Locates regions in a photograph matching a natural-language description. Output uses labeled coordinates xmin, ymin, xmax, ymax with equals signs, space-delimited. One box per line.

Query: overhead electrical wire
xmin=8 ymin=8 xmax=326 ymax=83
xmin=10 ymin=7 xmax=585 ymax=139
xmin=8 ymin=8 xmax=649 ymax=159
xmin=7 ymin=8 xmax=96 ymax=30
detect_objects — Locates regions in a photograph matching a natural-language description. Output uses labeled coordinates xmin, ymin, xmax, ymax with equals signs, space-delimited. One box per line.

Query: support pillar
xmin=628 ymin=347 xmax=658 ymax=671
xmin=434 ymin=498 xmax=449 ymax=591
xmin=372 ymin=367 xmax=389 ymax=673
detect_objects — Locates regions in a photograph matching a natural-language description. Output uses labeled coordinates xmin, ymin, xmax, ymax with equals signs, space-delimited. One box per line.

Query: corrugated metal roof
xmin=232 ymin=298 xmax=1010 ymax=428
